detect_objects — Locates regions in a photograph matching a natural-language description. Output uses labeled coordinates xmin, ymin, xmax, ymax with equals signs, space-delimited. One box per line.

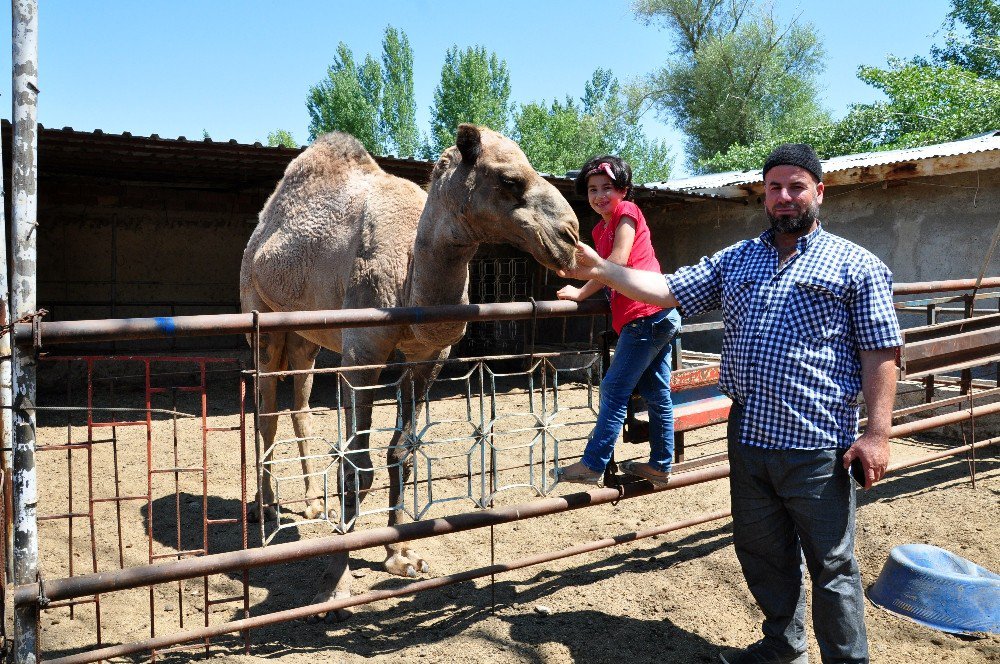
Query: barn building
xmin=3 ymin=122 xmax=999 ymax=358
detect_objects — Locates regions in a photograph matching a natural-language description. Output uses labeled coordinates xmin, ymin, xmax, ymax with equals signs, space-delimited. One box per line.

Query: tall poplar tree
xmin=379 ymin=27 xmax=419 ymax=157
xmin=305 ymin=26 xmax=419 ymax=157
xmin=428 ymin=46 xmax=512 ymax=156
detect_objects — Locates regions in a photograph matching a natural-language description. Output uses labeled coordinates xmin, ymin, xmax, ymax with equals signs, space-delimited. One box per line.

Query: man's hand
xmin=557 ymin=242 xmax=605 ymax=281
xmin=557 ymin=241 xmax=680 ymax=309
xmin=843 ymin=432 xmax=890 ymax=490
xmin=846 ymin=347 xmax=898 ymax=489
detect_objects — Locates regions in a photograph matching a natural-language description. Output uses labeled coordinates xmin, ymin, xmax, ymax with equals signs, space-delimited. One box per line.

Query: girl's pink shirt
xmin=591 ymin=200 xmax=664 ymax=333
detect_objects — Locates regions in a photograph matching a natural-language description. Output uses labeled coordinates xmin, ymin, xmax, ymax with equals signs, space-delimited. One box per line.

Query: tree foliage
xmin=699 ymin=0 xmax=1000 ymax=172
xmin=930 ymin=0 xmax=1000 ymax=78
xmin=379 ymin=27 xmax=420 ymax=156
xmin=513 ymin=97 xmax=597 ymax=178
xmin=428 ymin=46 xmax=512 ymax=157
xmin=306 ymin=27 xmax=419 ymax=157
xmin=512 ymin=69 xmax=673 ymax=183
xmin=634 ymin=0 xmax=827 ymax=169
xmin=266 ymin=129 xmax=299 ymax=148
xmin=306 ymin=42 xmax=382 ymax=149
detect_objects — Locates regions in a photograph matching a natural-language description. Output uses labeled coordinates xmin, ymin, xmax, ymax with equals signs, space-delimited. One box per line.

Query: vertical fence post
xmin=923 ymin=303 xmax=937 ymax=403
xmin=11 ymin=1 xmax=41 ymax=662
xmin=0 ymin=62 xmax=13 ymax=586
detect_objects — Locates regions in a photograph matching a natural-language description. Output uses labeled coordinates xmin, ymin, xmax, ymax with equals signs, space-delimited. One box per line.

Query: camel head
xmin=430 ymin=124 xmax=579 ymax=271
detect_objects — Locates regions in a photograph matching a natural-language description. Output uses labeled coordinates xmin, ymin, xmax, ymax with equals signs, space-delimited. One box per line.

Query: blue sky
xmin=2 ymin=1 xmax=952 ymax=177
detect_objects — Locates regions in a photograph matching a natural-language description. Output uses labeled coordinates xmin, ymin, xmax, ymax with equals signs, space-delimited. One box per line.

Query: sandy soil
xmin=22 ymin=357 xmax=1000 ymax=664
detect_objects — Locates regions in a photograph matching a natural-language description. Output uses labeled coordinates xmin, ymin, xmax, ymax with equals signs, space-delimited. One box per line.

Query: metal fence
xmin=1 ymin=283 xmax=999 ymax=662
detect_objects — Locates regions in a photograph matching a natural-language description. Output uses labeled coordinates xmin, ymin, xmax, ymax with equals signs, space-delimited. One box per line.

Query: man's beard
xmin=766 ymin=199 xmax=819 ymax=234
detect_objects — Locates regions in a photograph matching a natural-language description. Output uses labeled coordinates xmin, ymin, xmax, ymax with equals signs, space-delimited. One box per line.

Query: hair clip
xmin=586 ymin=162 xmax=616 ymax=181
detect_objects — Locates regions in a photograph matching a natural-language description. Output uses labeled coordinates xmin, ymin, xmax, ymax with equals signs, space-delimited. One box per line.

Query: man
xmin=559 ymin=144 xmax=901 ymax=664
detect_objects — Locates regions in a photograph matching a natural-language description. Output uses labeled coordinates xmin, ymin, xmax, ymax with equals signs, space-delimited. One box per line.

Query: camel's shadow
xmin=120 ymin=494 xmax=733 ymax=662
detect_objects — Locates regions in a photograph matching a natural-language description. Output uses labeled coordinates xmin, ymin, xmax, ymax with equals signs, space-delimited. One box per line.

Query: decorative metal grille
xmin=258 ymin=351 xmax=602 ymax=543
xmin=462 ymin=258 xmax=532 ymax=355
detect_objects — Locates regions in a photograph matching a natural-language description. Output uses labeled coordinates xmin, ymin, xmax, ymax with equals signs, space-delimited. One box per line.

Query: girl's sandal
xmin=550 ymin=461 xmax=604 ymax=487
xmin=619 ymin=460 xmax=671 ymax=488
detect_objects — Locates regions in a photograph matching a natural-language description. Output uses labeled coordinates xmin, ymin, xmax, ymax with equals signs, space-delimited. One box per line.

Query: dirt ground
xmin=21 ymin=357 xmax=1000 ymax=663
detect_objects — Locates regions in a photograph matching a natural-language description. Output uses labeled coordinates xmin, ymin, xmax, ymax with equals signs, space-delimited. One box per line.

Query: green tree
xmin=583 ymin=69 xmax=673 ymax=182
xmin=634 ymin=0 xmax=827 ymax=170
xmin=379 ymin=27 xmax=420 ymax=156
xmin=930 ymin=0 xmax=1000 ymax=78
xmin=513 ymin=70 xmax=672 ymax=183
xmin=266 ymin=129 xmax=299 ymax=148
xmin=305 ymin=27 xmax=420 ymax=157
xmin=306 ymin=42 xmax=383 ymax=150
xmin=428 ymin=46 xmax=511 ymax=156
xmin=699 ymin=0 xmax=1000 ymax=172
xmin=513 ymin=97 xmax=599 ymax=177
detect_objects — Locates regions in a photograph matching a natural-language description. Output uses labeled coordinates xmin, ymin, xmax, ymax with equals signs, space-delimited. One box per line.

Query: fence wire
xmin=257 ymin=352 xmax=602 ymax=542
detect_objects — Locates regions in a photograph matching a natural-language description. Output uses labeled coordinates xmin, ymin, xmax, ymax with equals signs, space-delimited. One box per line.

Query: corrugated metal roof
xmin=647 ymin=130 xmax=1000 ymax=196
xmin=1 ymin=121 xmax=713 ymax=204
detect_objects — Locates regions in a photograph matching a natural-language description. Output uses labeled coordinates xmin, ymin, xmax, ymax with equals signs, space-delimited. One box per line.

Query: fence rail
xmin=5 ymin=286 xmax=1000 ymax=663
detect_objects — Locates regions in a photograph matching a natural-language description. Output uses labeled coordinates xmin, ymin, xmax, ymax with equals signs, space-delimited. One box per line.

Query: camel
xmin=240 ymin=124 xmax=579 ymax=619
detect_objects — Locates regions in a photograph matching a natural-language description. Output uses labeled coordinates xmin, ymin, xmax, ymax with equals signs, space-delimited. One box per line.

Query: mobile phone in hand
xmin=850 ymin=458 xmax=866 ymax=487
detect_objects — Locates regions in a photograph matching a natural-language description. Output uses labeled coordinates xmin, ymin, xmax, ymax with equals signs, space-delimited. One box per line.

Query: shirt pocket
xmin=787 ymin=279 xmax=849 ymax=341
xmin=722 ymin=279 xmax=755 ymax=331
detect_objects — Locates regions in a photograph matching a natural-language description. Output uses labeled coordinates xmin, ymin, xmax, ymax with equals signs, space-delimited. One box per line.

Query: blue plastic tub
xmin=867 ymin=543 xmax=1000 ymax=634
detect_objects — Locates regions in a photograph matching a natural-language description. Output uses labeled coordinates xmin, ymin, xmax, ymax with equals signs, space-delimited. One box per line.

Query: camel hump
xmin=297 ymin=132 xmax=382 ymax=176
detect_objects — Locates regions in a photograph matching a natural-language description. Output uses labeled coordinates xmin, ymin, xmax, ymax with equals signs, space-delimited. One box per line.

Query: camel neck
xmin=408 ymin=210 xmax=479 ymax=308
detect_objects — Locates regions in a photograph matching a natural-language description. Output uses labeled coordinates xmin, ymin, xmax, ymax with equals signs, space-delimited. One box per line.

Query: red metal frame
xmin=33 ymin=355 xmax=248 ymax=659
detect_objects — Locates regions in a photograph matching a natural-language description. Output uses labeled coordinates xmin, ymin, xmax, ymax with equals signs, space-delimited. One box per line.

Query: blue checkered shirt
xmin=667 ymin=225 xmax=902 ymax=450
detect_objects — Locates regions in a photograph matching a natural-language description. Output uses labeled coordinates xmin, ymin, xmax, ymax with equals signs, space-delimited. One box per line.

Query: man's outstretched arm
xmin=558 ymin=242 xmax=680 ymax=309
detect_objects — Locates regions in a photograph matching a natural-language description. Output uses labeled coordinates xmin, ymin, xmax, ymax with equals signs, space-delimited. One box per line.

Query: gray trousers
xmin=727 ymin=403 xmax=869 ymax=664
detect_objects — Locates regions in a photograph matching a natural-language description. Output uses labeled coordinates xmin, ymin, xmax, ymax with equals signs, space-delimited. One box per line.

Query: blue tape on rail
xmin=154 ymin=317 xmax=177 ymax=336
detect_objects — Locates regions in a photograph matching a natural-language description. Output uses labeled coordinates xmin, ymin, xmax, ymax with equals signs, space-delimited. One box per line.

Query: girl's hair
xmin=574 ymin=155 xmax=634 ymax=202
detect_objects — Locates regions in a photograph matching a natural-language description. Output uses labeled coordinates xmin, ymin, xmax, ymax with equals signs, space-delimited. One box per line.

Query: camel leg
xmin=383 ymin=348 xmax=448 ymax=577
xmin=311 ymin=336 xmax=388 ymax=622
xmin=285 ymin=333 xmax=326 ymax=519
xmin=249 ymin=329 xmax=286 ymax=522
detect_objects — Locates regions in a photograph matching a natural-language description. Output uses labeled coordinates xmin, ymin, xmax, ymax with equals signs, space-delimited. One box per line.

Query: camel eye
xmin=498 ymin=174 xmax=524 ymax=198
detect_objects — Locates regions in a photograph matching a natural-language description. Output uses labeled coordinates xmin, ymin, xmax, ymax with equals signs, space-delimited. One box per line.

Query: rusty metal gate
xmin=29 ymin=356 xmax=248 ymax=659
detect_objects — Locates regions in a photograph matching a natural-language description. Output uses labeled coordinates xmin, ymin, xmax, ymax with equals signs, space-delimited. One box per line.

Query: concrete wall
xmin=638 ymin=168 xmax=1000 ymax=352
xmin=645 ymin=168 xmax=1000 ymax=283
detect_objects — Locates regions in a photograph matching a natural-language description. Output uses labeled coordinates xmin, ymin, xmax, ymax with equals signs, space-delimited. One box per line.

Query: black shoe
xmin=719 ymin=640 xmax=808 ymax=664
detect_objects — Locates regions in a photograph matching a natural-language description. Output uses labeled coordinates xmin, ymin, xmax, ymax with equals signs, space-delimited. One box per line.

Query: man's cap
xmin=762 ymin=143 xmax=823 ymax=182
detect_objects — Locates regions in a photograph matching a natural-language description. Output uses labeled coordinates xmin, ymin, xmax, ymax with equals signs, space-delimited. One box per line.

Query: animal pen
xmin=3 ymin=5 xmax=999 ymax=662
xmin=0 ymin=278 xmax=996 ymax=663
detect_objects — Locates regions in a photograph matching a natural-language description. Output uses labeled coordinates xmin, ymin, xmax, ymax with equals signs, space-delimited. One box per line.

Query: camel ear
xmin=456 ymin=124 xmax=481 ymax=166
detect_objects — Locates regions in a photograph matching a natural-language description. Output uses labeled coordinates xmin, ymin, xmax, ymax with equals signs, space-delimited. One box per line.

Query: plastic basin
xmin=867 ymin=543 xmax=1000 ymax=634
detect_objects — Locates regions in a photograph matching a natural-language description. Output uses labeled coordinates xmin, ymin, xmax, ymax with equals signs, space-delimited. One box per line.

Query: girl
xmin=552 ymin=156 xmax=681 ymax=487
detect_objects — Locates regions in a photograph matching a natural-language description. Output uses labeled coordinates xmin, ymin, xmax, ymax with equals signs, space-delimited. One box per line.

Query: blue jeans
xmin=727 ymin=403 xmax=869 ymax=664
xmin=581 ymin=308 xmax=681 ymax=473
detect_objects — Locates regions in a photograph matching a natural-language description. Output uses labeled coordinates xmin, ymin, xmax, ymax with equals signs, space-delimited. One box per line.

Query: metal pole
xmin=0 ymin=51 xmax=13 ymax=586
xmin=13 ymin=299 xmax=611 ymax=346
xmin=14 ymin=463 xmax=731 ymax=606
xmin=10 ymin=2 xmax=40 ymax=662
xmin=13 ymin=277 xmax=1000 ymax=348
xmin=893 ymin=277 xmax=1000 ymax=295
xmin=44 ymin=509 xmax=735 ymax=664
